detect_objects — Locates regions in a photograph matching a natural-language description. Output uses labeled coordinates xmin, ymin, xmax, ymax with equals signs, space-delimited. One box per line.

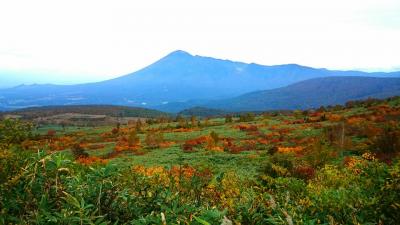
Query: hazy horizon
xmin=1 ymin=0 xmax=400 ymax=88
xmin=2 ymin=49 xmax=400 ymax=89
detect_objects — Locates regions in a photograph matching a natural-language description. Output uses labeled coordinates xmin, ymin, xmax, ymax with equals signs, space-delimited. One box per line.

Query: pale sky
xmin=0 ymin=0 xmax=399 ymax=87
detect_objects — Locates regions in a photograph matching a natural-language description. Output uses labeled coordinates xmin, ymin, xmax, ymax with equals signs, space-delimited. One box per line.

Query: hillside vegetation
xmin=1 ymin=105 xmax=170 ymax=119
xmin=0 ymin=97 xmax=399 ymax=224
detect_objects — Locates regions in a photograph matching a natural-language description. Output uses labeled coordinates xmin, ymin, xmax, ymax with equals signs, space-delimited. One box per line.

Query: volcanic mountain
xmin=1 ymin=50 xmax=399 ymax=111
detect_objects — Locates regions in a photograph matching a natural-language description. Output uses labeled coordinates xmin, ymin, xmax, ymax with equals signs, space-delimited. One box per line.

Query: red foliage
xmin=290 ymin=119 xmax=304 ymax=124
xmin=235 ymin=124 xmax=258 ymax=132
xmin=347 ymin=116 xmax=365 ymax=125
xmin=293 ymin=165 xmax=315 ymax=180
xmin=309 ymin=112 xmax=322 ymax=117
xmin=228 ymin=145 xmax=245 ymax=154
xmin=111 ymin=128 xmax=119 ymax=135
xmin=47 ymin=129 xmax=56 ymax=137
xmin=257 ymin=138 xmax=269 ymax=145
xmin=87 ymin=143 xmax=106 ymax=150
xmin=181 ymin=136 xmax=210 ymax=152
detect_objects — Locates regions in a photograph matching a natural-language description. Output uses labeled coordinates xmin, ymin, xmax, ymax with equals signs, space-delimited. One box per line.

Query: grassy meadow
xmin=1 ymin=97 xmax=400 ymax=224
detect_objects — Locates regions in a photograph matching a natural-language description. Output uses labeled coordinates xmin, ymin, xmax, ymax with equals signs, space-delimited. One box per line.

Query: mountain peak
xmin=166 ymin=50 xmax=192 ymax=58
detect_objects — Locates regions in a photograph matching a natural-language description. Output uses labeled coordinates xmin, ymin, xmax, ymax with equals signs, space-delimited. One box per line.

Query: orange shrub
xmin=328 ymin=114 xmax=343 ymax=122
xmin=172 ymin=128 xmax=196 ymax=132
xmin=76 ymin=156 xmax=108 ymax=165
xmin=235 ymin=124 xmax=258 ymax=132
xmin=159 ymin=141 xmax=174 ymax=148
xmin=170 ymin=165 xmax=196 ymax=179
xmin=208 ymin=146 xmax=224 ymax=152
xmin=257 ymin=138 xmax=269 ymax=145
xmin=306 ymin=117 xmax=322 ymax=123
xmin=277 ymin=146 xmax=303 ymax=153
xmin=347 ymin=117 xmax=366 ymax=125
xmin=114 ymin=144 xmax=140 ymax=152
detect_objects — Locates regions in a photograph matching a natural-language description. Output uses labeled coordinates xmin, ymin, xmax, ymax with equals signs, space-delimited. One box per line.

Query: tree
xmin=128 ymin=129 xmax=140 ymax=147
xmin=60 ymin=121 xmax=67 ymax=131
xmin=145 ymin=131 xmax=164 ymax=148
xmin=116 ymin=122 xmax=121 ymax=131
xmin=0 ymin=119 xmax=32 ymax=148
xmin=225 ymin=115 xmax=233 ymax=123
xmin=136 ymin=120 xmax=143 ymax=132
xmin=239 ymin=113 xmax=255 ymax=122
xmin=372 ymin=123 xmax=400 ymax=154
xmin=207 ymin=131 xmax=220 ymax=148
xmin=190 ymin=116 xmax=197 ymax=127
xmin=324 ymin=122 xmax=351 ymax=150
xmin=176 ymin=115 xmax=186 ymax=128
xmin=293 ymin=110 xmax=303 ymax=119
xmin=204 ymin=118 xmax=210 ymax=127
xmin=317 ymin=106 xmax=326 ymax=113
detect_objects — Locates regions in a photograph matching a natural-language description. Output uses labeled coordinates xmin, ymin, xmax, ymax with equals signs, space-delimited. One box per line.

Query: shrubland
xmin=1 ymin=97 xmax=399 ymax=224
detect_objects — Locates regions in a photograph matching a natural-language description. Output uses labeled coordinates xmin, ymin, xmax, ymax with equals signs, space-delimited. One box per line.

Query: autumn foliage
xmin=2 ymin=96 xmax=400 ymax=224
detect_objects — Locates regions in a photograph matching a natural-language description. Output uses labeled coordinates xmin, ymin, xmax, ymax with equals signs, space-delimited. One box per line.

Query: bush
xmin=371 ymin=123 xmax=400 ymax=154
xmin=238 ymin=113 xmax=255 ymax=122
xmin=225 ymin=115 xmax=233 ymax=123
xmin=71 ymin=143 xmax=89 ymax=159
xmin=292 ymin=165 xmax=316 ymax=180
xmin=127 ymin=129 xmax=140 ymax=147
xmin=0 ymin=119 xmax=32 ymax=148
xmin=304 ymin=140 xmax=333 ymax=168
xmin=270 ymin=153 xmax=295 ymax=170
xmin=145 ymin=131 xmax=164 ymax=148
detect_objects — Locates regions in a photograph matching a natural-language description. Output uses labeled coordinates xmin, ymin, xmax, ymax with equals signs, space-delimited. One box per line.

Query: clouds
xmin=0 ymin=0 xmax=399 ymax=87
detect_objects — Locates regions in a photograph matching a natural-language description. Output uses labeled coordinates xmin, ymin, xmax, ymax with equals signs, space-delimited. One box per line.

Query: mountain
xmin=1 ymin=50 xmax=400 ymax=111
xmin=203 ymin=76 xmax=400 ymax=111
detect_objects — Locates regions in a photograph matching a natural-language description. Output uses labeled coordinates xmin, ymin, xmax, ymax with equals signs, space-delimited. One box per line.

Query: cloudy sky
xmin=0 ymin=0 xmax=399 ymax=87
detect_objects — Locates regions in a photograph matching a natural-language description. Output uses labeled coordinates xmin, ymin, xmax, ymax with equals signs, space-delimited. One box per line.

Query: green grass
xmin=110 ymin=145 xmax=267 ymax=178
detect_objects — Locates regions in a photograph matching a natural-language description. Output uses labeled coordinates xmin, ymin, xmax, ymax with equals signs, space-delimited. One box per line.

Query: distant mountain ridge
xmin=1 ymin=50 xmax=400 ymax=111
xmin=202 ymin=76 xmax=400 ymax=111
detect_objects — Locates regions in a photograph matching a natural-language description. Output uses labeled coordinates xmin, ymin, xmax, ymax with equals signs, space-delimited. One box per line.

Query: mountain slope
xmin=1 ymin=105 xmax=169 ymax=119
xmin=204 ymin=76 xmax=400 ymax=111
xmin=1 ymin=50 xmax=400 ymax=110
